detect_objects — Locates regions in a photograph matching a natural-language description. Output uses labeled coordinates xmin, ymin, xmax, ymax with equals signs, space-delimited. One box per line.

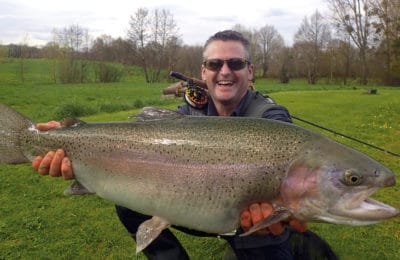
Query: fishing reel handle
xmin=169 ymin=71 xmax=207 ymax=89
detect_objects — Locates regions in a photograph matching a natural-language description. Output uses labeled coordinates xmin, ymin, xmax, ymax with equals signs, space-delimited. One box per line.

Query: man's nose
xmin=219 ymin=61 xmax=231 ymax=74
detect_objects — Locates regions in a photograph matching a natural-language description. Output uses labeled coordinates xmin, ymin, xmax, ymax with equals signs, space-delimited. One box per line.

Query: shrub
xmin=58 ymin=59 xmax=90 ymax=84
xmin=94 ymin=62 xmax=124 ymax=83
xmin=53 ymin=102 xmax=97 ymax=119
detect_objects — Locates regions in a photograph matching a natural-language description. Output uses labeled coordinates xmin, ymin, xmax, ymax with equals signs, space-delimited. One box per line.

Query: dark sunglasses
xmin=203 ymin=58 xmax=249 ymax=71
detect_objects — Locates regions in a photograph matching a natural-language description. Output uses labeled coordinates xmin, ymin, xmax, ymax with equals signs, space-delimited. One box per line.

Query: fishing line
xmin=168 ymin=71 xmax=400 ymax=158
xmin=292 ymin=115 xmax=400 ymax=158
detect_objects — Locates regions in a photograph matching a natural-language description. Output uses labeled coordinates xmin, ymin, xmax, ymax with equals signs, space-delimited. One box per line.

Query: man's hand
xmin=31 ymin=121 xmax=74 ymax=180
xmin=36 ymin=120 xmax=62 ymax=131
xmin=240 ymin=202 xmax=307 ymax=235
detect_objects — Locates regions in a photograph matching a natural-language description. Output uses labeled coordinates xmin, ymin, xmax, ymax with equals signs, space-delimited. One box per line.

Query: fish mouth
xmin=326 ymin=188 xmax=399 ymax=225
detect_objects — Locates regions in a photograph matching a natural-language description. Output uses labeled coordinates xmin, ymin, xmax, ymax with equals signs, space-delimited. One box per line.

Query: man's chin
xmin=214 ymin=93 xmax=235 ymax=102
xmin=215 ymin=88 xmax=236 ymax=97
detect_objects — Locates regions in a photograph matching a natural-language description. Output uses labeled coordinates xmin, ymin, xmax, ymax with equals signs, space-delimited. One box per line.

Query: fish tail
xmin=0 ymin=103 xmax=33 ymax=164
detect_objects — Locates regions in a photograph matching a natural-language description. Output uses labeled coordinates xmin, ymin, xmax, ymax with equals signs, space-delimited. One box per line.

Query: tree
xmin=54 ymin=24 xmax=89 ymax=53
xmin=277 ymin=47 xmax=293 ymax=83
xmin=91 ymin=35 xmax=116 ymax=62
xmin=109 ymin=37 xmax=137 ymax=65
xmin=173 ymin=45 xmax=203 ymax=77
xmin=294 ymin=10 xmax=331 ymax=84
xmin=42 ymin=40 xmax=62 ymax=83
xmin=128 ymin=7 xmax=180 ymax=83
xmin=15 ymin=33 xmax=32 ymax=84
xmin=370 ymin=0 xmax=400 ymax=85
xmin=255 ymin=25 xmax=284 ymax=78
xmin=52 ymin=24 xmax=91 ymax=83
xmin=327 ymin=0 xmax=374 ymax=85
xmin=128 ymin=8 xmax=150 ymax=82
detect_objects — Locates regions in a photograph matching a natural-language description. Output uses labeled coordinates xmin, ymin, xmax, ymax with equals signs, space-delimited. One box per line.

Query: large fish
xmin=0 ymin=103 xmax=398 ymax=252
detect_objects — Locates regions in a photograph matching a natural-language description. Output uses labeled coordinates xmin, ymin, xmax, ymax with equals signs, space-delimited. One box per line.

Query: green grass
xmin=1 ymin=58 xmax=399 ymax=259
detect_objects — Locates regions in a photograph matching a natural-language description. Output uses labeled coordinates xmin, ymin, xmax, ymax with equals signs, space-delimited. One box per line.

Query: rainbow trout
xmin=0 ymin=104 xmax=398 ymax=252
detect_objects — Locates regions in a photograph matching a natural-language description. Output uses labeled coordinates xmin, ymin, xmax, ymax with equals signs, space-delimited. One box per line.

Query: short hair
xmin=203 ymin=30 xmax=251 ymax=61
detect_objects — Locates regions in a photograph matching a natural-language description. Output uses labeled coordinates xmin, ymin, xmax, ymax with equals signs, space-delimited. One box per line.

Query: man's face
xmin=202 ymin=40 xmax=254 ymax=106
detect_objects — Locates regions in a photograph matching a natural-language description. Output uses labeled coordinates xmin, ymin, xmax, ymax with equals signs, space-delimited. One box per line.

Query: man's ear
xmin=201 ymin=65 xmax=207 ymax=81
xmin=247 ymin=63 xmax=255 ymax=81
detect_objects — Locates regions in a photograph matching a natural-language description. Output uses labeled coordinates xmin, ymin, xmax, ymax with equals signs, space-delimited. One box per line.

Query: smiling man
xmin=201 ymin=37 xmax=253 ymax=116
xmin=178 ymin=30 xmax=292 ymax=123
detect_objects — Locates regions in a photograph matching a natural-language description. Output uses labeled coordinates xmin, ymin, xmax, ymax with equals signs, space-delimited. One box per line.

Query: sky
xmin=0 ymin=0 xmax=329 ymax=47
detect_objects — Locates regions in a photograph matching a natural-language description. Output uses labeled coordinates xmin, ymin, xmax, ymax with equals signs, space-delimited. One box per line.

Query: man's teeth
xmin=218 ymin=81 xmax=234 ymax=85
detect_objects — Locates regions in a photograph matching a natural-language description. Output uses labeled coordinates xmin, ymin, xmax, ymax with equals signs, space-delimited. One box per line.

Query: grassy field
xmin=1 ymin=58 xmax=399 ymax=259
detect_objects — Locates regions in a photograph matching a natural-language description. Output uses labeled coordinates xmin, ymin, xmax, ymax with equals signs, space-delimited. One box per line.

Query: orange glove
xmin=240 ymin=202 xmax=307 ymax=235
xmin=31 ymin=121 xmax=74 ymax=180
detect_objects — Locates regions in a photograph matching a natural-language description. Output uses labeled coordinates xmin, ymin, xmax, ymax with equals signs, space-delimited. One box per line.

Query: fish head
xmin=280 ymin=139 xmax=399 ymax=226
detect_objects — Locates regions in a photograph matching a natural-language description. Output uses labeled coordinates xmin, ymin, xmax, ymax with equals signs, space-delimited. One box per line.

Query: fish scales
xmin=21 ymin=117 xmax=302 ymax=232
xmin=0 ymin=104 xmax=398 ymax=250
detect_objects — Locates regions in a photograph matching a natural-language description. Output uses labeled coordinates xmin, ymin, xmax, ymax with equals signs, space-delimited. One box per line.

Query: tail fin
xmin=0 ymin=103 xmax=33 ymax=164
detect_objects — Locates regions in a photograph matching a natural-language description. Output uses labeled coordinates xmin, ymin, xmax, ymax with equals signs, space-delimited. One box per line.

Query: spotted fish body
xmin=0 ymin=104 xmax=398 ymax=252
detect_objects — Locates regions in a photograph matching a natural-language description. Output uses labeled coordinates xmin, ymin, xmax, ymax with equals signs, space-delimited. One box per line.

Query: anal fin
xmin=136 ymin=216 xmax=170 ymax=253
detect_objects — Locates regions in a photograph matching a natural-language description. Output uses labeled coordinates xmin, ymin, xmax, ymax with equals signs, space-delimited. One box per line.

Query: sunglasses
xmin=203 ymin=58 xmax=249 ymax=71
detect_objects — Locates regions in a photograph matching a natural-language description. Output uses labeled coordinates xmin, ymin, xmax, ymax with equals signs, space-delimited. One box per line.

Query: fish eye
xmin=343 ymin=169 xmax=363 ymax=186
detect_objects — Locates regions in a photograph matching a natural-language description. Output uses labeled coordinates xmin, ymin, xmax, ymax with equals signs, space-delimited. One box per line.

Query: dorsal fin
xmin=134 ymin=107 xmax=183 ymax=121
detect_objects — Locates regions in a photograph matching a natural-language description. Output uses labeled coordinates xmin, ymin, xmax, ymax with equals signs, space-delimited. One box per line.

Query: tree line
xmin=1 ymin=0 xmax=399 ymax=86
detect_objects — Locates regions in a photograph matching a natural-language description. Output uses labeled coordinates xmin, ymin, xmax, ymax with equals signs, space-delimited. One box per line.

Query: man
xmin=33 ymin=30 xmax=334 ymax=260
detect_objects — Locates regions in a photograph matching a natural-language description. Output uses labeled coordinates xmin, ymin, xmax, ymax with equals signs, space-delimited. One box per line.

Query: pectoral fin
xmin=136 ymin=216 xmax=170 ymax=253
xmin=64 ymin=181 xmax=94 ymax=195
xmin=240 ymin=207 xmax=291 ymax=236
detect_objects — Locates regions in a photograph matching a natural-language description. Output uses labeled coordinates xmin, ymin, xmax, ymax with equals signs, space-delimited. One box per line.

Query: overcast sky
xmin=0 ymin=0 xmax=329 ymax=47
